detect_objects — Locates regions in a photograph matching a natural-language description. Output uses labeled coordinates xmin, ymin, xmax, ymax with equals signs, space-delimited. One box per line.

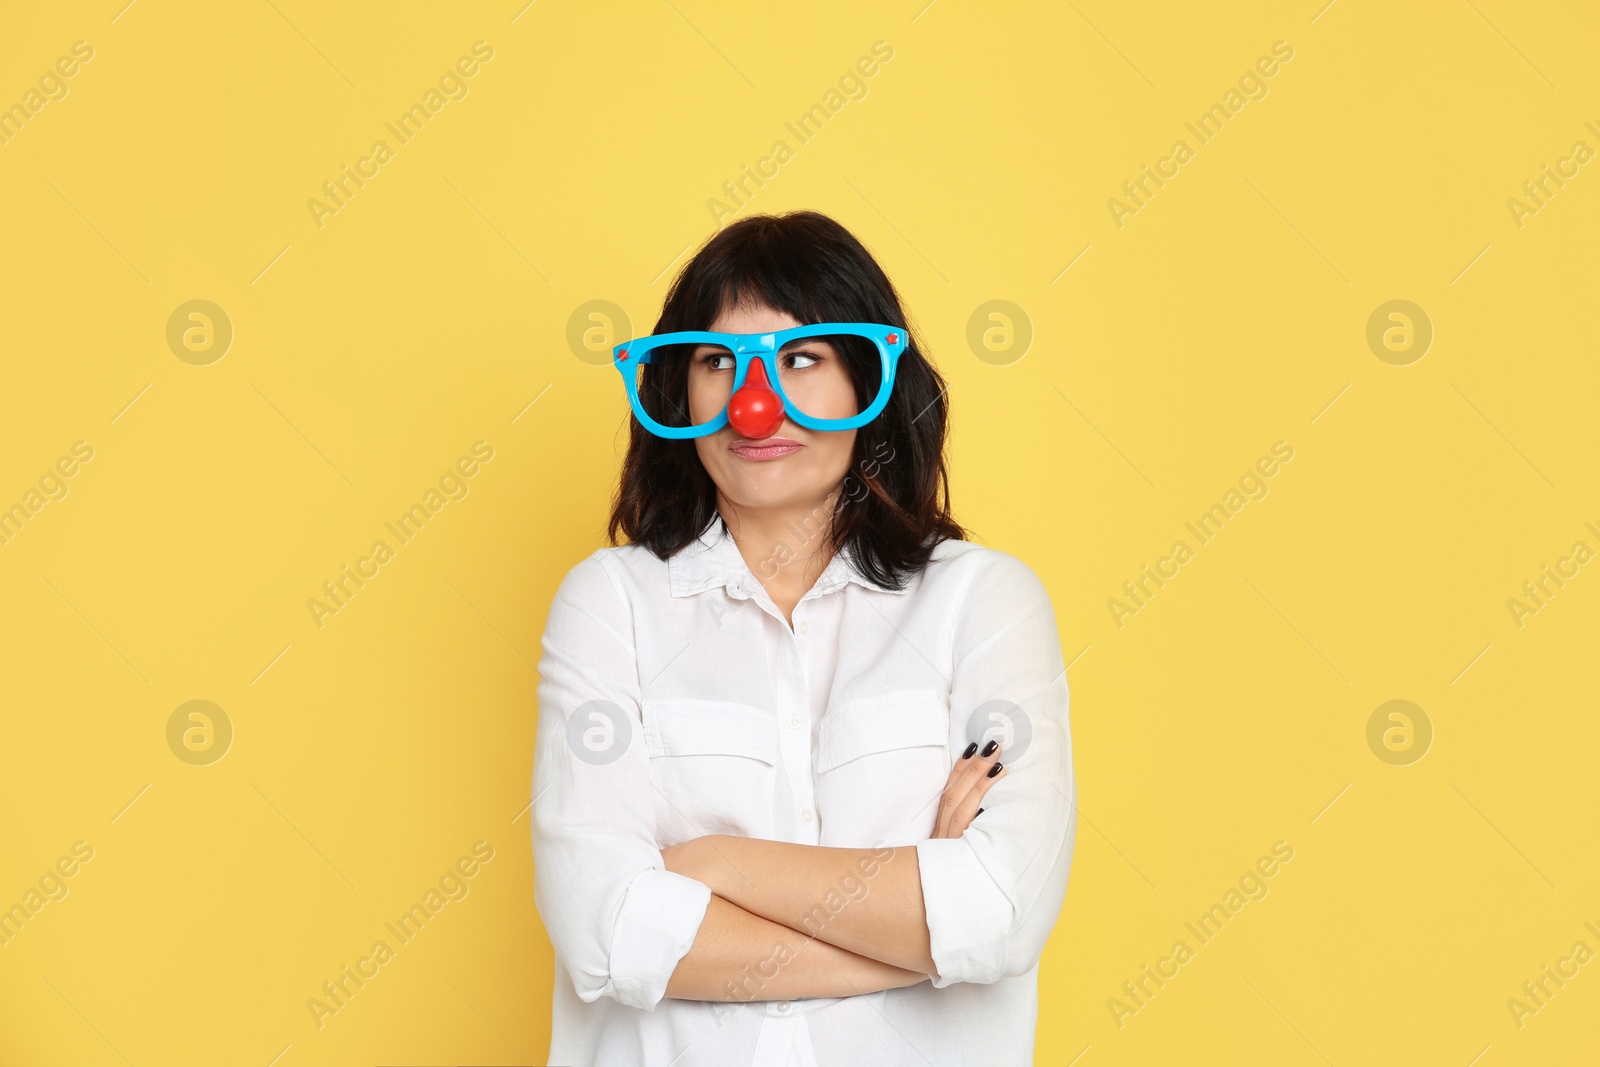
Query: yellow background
xmin=2 ymin=1 xmax=1596 ymax=1063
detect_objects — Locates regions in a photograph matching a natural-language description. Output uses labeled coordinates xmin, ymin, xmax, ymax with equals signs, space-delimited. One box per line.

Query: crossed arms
xmin=660 ymin=837 xmax=935 ymax=1001
xmin=531 ymin=551 xmax=1075 ymax=1011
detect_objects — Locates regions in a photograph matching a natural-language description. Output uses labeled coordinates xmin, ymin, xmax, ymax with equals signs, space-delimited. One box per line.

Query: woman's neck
xmin=718 ymin=499 xmax=841 ymax=622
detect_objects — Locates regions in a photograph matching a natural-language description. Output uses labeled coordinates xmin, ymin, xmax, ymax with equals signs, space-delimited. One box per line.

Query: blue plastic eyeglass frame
xmin=611 ymin=322 xmax=908 ymax=439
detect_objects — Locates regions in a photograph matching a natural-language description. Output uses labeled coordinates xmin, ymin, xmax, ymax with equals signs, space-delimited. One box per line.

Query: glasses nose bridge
xmin=729 ymin=332 xmax=778 ymax=356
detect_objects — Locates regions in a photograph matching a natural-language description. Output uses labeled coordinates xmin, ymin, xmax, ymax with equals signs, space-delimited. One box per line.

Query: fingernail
xmin=986 ymin=761 xmax=1003 ymax=778
xmin=960 ymin=741 xmax=978 ymax=759
xmin=980 ymin=739 xmax=998 ymax=758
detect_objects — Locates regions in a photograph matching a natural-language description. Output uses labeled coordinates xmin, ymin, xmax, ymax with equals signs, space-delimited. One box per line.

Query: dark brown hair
xmin=605 ymin=210 xmax=966 ymax=591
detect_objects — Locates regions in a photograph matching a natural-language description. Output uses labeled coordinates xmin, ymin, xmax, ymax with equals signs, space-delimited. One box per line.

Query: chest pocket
xmin=817 ymin=686 xmax=949 ymax=771
xmin=815 ymin=687 xmax=950 ymax=845
xmin=643 ymin=699 xmax=779 ymax=843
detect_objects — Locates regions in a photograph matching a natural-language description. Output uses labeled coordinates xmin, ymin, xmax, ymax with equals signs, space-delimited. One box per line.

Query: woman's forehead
xmin=707 ymin=297 xmax=800 ymax=334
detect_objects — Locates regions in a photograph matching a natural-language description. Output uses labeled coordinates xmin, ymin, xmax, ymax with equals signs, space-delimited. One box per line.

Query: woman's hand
xmin=663 ymin=735 xmax=1006 ymax=888
xmin=932 ymin=739 xmax=1005 ymax=838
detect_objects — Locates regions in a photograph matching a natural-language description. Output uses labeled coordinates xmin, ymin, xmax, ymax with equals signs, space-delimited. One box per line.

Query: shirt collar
xmin=668 ymin=516 xmax=911 ymax=599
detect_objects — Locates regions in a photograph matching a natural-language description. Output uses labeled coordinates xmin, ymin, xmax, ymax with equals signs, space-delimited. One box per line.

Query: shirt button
xmin=801 ymin=808 xmax=814 ymax=823
xmin=777 ymin=1001 xmax=791 ymax=1013
xmin=797 ymin=620 xmax=809 ymax=635
xmin=789 ymin=715 xmax=801 ymax=729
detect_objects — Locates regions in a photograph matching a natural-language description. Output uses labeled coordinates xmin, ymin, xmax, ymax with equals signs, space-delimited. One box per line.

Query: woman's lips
xmin=730 ymin=438 xmax=801 ymax=461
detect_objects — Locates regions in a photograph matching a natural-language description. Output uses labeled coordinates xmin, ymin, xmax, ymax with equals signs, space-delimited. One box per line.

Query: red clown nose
xmin=727 ymin=358 xmax=785 ymax=439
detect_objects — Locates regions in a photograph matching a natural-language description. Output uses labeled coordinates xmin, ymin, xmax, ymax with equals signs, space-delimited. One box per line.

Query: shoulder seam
xmin=941 ymin=543 xmax=997 ymax=668
xmin=556 ymin=550 xmax=639 ymax=664
xmin=589 ymin=550 xmax=637 ymax=638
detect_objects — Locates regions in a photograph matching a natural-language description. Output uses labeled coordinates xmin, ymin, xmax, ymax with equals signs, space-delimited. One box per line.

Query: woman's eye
xmin=701 ymin=352 xmax=735 ymax=370
xmin=786 ymin=351 xmax=820 ymax=369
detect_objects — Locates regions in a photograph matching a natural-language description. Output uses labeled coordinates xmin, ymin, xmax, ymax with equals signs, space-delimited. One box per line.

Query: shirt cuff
xmin=916 ymin=836 xmax=1014 ymax=988
xmin=604 ymin=867 xmax=714 ymax=1010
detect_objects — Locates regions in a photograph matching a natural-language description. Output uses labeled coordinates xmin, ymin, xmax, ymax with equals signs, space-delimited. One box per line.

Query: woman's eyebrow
xmin=778 ymin=336 xmax=831 ymax=351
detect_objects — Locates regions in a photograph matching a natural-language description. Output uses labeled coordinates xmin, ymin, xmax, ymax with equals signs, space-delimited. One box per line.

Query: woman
xmin=531 ymin=210 xmax=1076 ymax=1066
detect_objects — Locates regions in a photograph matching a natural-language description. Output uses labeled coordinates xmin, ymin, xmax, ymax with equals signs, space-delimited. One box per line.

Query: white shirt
xmin=531 ymin=516 xmax=1076 ymax=1067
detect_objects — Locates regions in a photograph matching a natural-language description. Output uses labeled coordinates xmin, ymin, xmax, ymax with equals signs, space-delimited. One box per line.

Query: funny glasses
xmin=611 ymin=322 xmax=908 ymax=440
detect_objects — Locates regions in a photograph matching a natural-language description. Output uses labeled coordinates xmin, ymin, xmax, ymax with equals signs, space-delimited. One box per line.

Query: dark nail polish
xmin=975 ymin=807 xmax=984 ymax=816
xmin=960 ymin=741 xmax=978 ymax=759
xmin=980 ymin=739 xmax=998 ymax=758
xmin=986 ymin=761 xmax=1003 ymax=778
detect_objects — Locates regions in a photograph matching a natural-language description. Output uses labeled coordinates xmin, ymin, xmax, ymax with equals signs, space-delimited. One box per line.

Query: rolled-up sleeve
xmin=531 ymin=552 xmax=712 ymax=1011
xmin=916 ymin=550 xmax=1077 ymax=987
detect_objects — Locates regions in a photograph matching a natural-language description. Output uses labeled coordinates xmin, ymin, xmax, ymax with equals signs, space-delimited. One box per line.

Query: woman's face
xmin=690 ymin=301 xmax=859 ymax=518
